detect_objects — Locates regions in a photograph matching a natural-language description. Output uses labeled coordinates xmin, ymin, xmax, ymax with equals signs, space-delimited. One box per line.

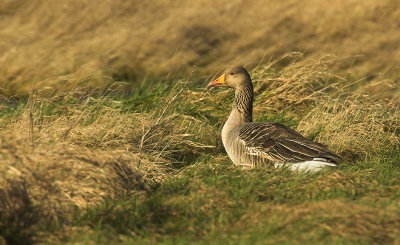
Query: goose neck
xmin=232 ymin=85 xmax=253 ymax=123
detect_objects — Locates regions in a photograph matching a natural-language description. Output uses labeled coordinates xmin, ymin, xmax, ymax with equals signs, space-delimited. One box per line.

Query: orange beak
xmin=208 ymin=74 xmax=226 ymax=87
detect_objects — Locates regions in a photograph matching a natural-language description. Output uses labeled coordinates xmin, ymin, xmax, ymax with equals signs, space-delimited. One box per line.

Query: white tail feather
xmin=274 ymin=158 xmax=336 ymax=173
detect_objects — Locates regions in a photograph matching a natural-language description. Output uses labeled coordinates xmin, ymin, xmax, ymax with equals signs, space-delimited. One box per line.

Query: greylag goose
xmin=208 ymin=66 xmax=342 ymax=172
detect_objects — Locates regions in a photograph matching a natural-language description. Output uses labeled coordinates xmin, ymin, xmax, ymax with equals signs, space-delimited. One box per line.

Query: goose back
xmin=224 ymin=122 xmax=342 ymax=167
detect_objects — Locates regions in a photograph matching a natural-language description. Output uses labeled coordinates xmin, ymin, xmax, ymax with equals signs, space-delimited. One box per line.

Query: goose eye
xmin=230 ymin=73 xmax=234 ymax=75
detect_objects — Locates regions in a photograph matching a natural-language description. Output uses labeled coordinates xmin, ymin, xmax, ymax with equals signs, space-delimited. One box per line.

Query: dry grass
xmin=298 ymin=96 xmax=400 ymax=159
xmin=252 ymin=53 xmax=341 ymax=112
xmin=1 ymin=0 xmax=400 ymax=95
xmin=0 ymin=86 xmax=219 ymax=243
xmin=0 ymin=135 xmax=146 ymax=219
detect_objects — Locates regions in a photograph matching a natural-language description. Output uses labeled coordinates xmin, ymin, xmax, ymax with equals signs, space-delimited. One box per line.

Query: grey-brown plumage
xmin=208 ymin=66 xmax=342 ymax=171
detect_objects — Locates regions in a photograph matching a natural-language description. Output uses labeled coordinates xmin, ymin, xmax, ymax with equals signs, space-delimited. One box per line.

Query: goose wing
xmin=238 ymin=122 xmax=342 ymax=164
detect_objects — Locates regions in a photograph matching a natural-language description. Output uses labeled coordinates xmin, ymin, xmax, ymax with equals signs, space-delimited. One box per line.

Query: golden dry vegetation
xmin=1 ymin=0 xmax=400 ymax=95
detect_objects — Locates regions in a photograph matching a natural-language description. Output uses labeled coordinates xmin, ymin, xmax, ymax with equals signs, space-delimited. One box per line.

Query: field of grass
xmin=1 ymin=54 xmax=400 ymax=244
xmin=1 ymin=1 xmax=400 ymax=244
xmin=1 ymin=0 xmax=400 ymax=95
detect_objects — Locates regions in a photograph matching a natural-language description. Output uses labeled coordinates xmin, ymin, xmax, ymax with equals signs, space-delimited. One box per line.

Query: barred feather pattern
xmin=233 ymin=85 xmax=253 ymax=123
xmin=236 ymin=122 xmax=343 ymax=167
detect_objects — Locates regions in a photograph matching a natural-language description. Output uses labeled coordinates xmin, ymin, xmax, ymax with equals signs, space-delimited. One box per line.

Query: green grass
xmin=62 ymin=154 xmax=400 ymax=244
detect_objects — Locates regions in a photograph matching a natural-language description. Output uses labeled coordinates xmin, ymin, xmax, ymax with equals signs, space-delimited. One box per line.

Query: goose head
xmin=208 ymin=66 xmax=252 ymax=90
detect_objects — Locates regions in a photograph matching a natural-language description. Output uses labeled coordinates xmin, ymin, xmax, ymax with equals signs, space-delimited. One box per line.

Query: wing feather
xmin=238 ymin=122 xmax=342 ymax=164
